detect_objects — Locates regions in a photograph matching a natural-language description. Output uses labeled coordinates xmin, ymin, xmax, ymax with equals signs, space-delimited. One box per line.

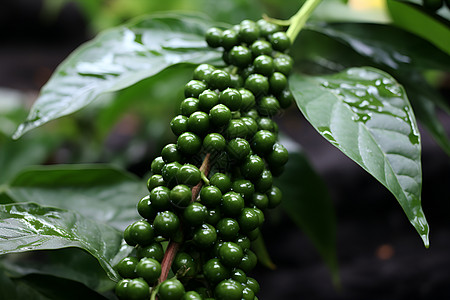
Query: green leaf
xmin=13 ymin=12 xmax=223 ymax=139
xmin=276 ymin=137 xmax=338 ymax=285
xmin=0 ymin=268 xmax=51 ymax=300
xmin=3 ymin=165 xmax=148 ymax=230
xmin=0 ymin=202 xmax=127 ymax=281
xmin=251 ymin=234 xmax=276 ymax=270
xmin=290 ymin=67 xmax=429 ymax=247
xmin=305 ymin=22 xmax=450 ymax=72
xmin=387 ymin=0 xmax=450 ymax=55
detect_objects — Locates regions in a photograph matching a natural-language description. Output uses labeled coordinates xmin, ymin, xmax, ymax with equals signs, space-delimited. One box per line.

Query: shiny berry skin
xmin=238 ymin=21 xmax=260 ymax=44
xmin=244 ymin=74 xmax=269 ymax=97
xmin=242 ymin=286 xmax=255 ymax=300
xmin=252 ymin=130 xmax=276 ymax=154
xmin=172 ymin=252 xmax=197 ymax=277
xmin=151 ymin=156 xmax=165 ymax=174
xmin=198 ymin=89 xmax=219 ymax=112
xmin=181 ymin=291 xmax=202 ymax=300
xmin=176 ymin=164 xmax=201 ymax=186
xmin=256 ymin=117 xmax=278 ymax=133
xmin=136 ymin=242 xmax=164 ymax=261
xmin=235 ymin=234 xmax=251 ymax=250
xmin=221 ymin=191 xmax=245 ymax=216
xmin=267 ymin=143 xmax=289 ymax=166
xmin=216 ymin=217 xmax=240 ymax=240
xmin=251 ymin=40 xmax=272 ymax=57
xmin=240 ymin=65 xmax=255 ymax=80
xmin=161 ymin=143 xmax=182 ymax=163
xmin=273 ymin=56 xmax=293 ymax=76
xmin=258 ymin=96 xmax=280 ymax=116
xmin=254 ymin=169 xmax=273 ymax=193
xmin=183 ymin=202 xmax=207 ymax=226
xmin=209 ymin=104 xmax=232 ymax=127
xmin=136 ymin=258 xmax=161 ymax=284
xmin=269 ymin=31 xmax=291 ymax=51
xmin=224 ymin=119 xmax=248 ymax=139
xmin=206 ymin=208 xmax=222 ymax=225
xmin=252 ymin=192 xmax=269 ymax=210
xmin=241 ymin=155 xmax=264 ymax=179
xmin=226 ymin=138 xmax=251 ymax=161
xmin=253 ymin=55 xmax=274 ymax=76
xmin=221 ymin=29 xmax=239 ymax=50
xmin=232 ymin=179 xmax=255 ymax=202
xmin=231 ymin=268 xmax=247 ymax=284
xmin=229 ymin=73 xmax=243 ymax=88
xmin=187 ymin=111 xmax=210 ymax=136
xmin=177 ymin=132 xmax=202 ymax=156
xmin=150 ymin=186 xmax=171 ymax=210
xmin=242 ymin=108 xmax=259 ymax=119
xmin=246 ymin=227 xmax=260 ymax=241
xmin=269 ymin=71 xmax=287 ymax=95
xmin=238 ymin=208 xmax=260 ymax=232
xmin=124 ymin=224 xmax=137 ymax=246
xmin=158 ymin=278 xmax=185 ymax=300
xmin=267 ymin=185 xmax=282 ymax=208
xmin=116 ymin=256 xmax=138 ymax=278
xmin=219 ymin=88 xmax=242 ymax=111
xmin=278 ymin=88 xmax=294 ymax=109
xmin=193 ymin=64 xmax=215 ymax=82
xmin=170 ymin=184 xmax=192 ymax=207
xmin=238 ymin=249 xmax=257 ymax=272
xmin=209 ymin=70 xmax=231 ymax=91
xmin=205 ymin=27 xmax=223 ymax=48
xmin=129 ymin=220 xmax=154 ymax=246
xmin=203 ymin=133 xmax=226 ymax=152
xmin=200 ymin=185 xmax=222 ymax=208
xmin=246 ymin=277 xmax=260 ymax=293
xmin=170 ymin=115 xmax=189 ymax=136
xmin=238 ymin=88 xmax=256 ymax=111
xmin=257 ymin=19 xmax=281 ymax=37
xmin=203 ymin=258 xmax=230 ymax=284
xmin=180 ymin=98 xmax=200 ymax=116
xmin=241 ymin=116 xmax=258 ymax=138
xmin=214 ymin=279 xmax=243 ymax=300
xmin=193 ymin=223 xmax=217 ymax=248
xmin=153 ymin=211 xmax=180 ymax=238
xmin=229 ymin=45 xmax=252 ymax=67
xmin=115 ymin=278 xmax=150 ymax=300
xmin=137 ymin=195 xmax=157 ymax=220
xmin=146 ymin=174 xmax=165 ymax=191
xmin=185 ymin=80 xmax=207 ymax=98
xmin=209 ymin=173 xmax=232 ymax=193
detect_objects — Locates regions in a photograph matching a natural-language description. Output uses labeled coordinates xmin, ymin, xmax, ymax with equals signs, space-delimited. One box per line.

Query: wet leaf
xmin=290 ymin=67 xmax=429 ymax=247
xmin=13 ymin=12 xmax=223 ymax=139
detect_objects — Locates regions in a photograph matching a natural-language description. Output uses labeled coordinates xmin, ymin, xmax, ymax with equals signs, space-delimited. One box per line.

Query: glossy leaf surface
xmin=0 ymin=202 xmax=126 ymax=281
xmin=290 ymin=67 xmax=429 ymax=247
xmin=13 ymin=13 xmax=222 ymax=139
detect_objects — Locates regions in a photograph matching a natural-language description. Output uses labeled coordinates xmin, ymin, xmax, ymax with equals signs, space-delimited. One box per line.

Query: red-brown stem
xmin=157 ymin=153 xmax=212 ymax=287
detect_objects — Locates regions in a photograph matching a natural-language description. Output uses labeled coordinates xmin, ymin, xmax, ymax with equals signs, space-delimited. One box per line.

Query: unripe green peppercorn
xmin=177 ymin=132 xmax=202 ymax=156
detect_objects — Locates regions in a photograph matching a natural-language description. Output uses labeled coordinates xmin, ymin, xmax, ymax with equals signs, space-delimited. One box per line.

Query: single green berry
xmin=219 ymin=88 xmax=242 ymax=111
xmin=208 ymin=70 xmax=231 ymax=91
xmin=244 ymin=74 xmax=269 ymax=97
xmin=115 ymin=278 xmax=150 ymax=300
xmin=176 ymin=164 xmax=201 ymax=186
xmin=185 ymin=80 xmax=207 ymax=98
xmin=198 ymin=89 xmax=219 ymax=112
xmin=150 ymin=186 xmax=171 ymax=210
xmin=273 ymin=56 xmax=293 ymax=76
xmin=203 ymin=132 xmax=226 ymax=152
xmin=116 ymin=256 xmax=138 ymax=279
xmin=170 ymin=184 xmax=192 ymax=208
xmin=221 ymin=191 xmax=245 ymax=216
xmin=136 ymin=258 xmax=161 ymax=284
xmin=193 ymin=64 xmax=215 ymax=82
xmin=257 ymin=19 xmax=281 ymax=37
xmin=232 ymin=179 xmax=255 ymax=202
xmin=224 ymin=119 xmax=248 ymax=139
xmin=229 ymin=45 xmax=252 ymax=67
xmin=209 ymin=172 xmax=232 ymax=194
xmin=183 ymin=202 xmax=207 ymax=226
xmin=172 ymin=252 xmax=197 ymax=277
xmin=242 ymin=108 xmax=259 ymax=120
xmin=269 ymin=71 xmax=287 ymax=95
xmin=180 ymin=98 xmax=200 ymax=117
xmin=231 ymin=268 xmax=247 ymax=284
xmin=252 ymin=130 xmax=276 ymax=155
xmin=221 ymin=29 xmax=239 ymax=50
xmin=251 ymin=40 xmax=272 ymax=57
xmin=242 ymin=286 xmax=255 ymax=300
xmin=181 ymin=291 xmax=203 ymax=300
xmin=278 ymin=88 xmax=293 ymax=109
xmin=229 ymin=73 xmax=243 ymax=88
xmin=238 ymin=249 xmax=257 ymax=272
xmin=177 ymin=132 xmax=202 ymax=156
xmin=200 ymin=185 xmax=223 ymax=208
xmin=252 ymin=192 xmax=269 ymax=210
xmin=253 ymin=55 xmax=274 ymax=76
xmin=238 ymin=21 xmax=260 ymax=44
xmin=136 ymin=242 xmax=164 ymax=261
xmin=151 ymin=156 xmax=165 ymax=175
xmin=241 ymin=116 xmax=258 ymax=138
xmin=158 ymin=278 xmax=185 ymax=300
xmin=153 ymin=211 xmax=180 ymax=238
xmin=124 ymin=224 xmax=137 ymax=246
xmin=257 ymin=117 xmax=278 ymax=133
xmin=161 ymin=143 xmax=182 ymax=163
xmin=209 ymin=104 xmax=232 ymax=127
xmin=193 ymin=223 xmax=217 ymax=248
xmin=240 ymin=65 xmax=255 ymax=80
xmin=267 ymin=185 xmax=282 ymax=208
xmin=254 ymin=169 xmax=273 ymax=193
xmin=266 ymin=143 xmax=289 ymax=166
xmin=137 ymin=195 xmax=158 ymax=220
xmin=203 ymin=258 xmax=230 ymax=284
xmin=258 ymin=96 xmax=280 ymax=117
xmin=246 ymin=277 xmax=260 ymax=294
xmin=240 ymin=155 xmax=264 ymax=179
xmin=216 ymin=217 xmax=240 ymax=240
xmin=206 ymin=208 xmax=222 ymax=225
xmin=129 ymin=220 xmax=154 ymax=246
xmin=269 ymin=31 xmax=291 ymax=51
xmin=226 ymin=138 xmax=251 ymax=161
xmin=214 ymin=279 xmax=243 ymax=300
xmin=170 ymin=115 xmax=189 ymax=136
xmin=238 ymin=88 xmax=256 ymax=111
xmin=235 ymin=234 xmax=251 ymax=250
xmin=187 ymin=111 xmax=210 ymax=136
xmin=205 ymin=27 xmax=223 ymax=48
xmin=238 ymin=208 xmax=260 ymax=232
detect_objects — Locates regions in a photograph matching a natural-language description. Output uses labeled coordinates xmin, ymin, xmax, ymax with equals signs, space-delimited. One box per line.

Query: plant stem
xmin=286 ymin=0 xmax=322 ymax=43
xmin=156 ymin=153 xmax=212 ymax=288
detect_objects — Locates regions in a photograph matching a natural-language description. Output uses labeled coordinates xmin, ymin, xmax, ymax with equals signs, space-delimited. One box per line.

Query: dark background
xmin=1 ymin=1 xmax=450 ymax=299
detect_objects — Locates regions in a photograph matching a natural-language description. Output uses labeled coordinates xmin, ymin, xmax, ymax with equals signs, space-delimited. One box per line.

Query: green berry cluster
xmin=115 ymin=18 xmax=292 ymax=300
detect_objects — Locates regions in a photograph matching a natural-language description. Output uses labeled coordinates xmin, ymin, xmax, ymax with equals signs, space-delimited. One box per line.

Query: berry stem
xmin=285 ymin=0 xmax=322 ymax=42
xmin=156 ymin=153 xmax=212 ymax=290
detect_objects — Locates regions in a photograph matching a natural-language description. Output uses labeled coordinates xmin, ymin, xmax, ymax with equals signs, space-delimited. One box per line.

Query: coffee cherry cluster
xmin=115 ymin=18 xmax=293 ymax=300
